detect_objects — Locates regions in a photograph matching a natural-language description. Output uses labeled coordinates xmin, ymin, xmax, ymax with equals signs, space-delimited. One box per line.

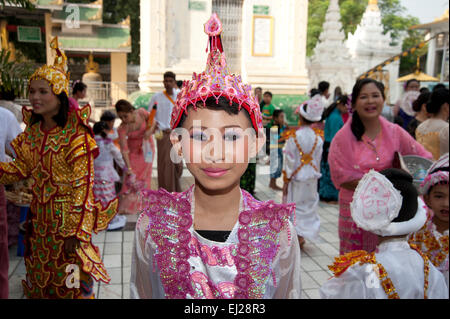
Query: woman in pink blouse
xmin=329 ymin=78 xmax=432 ymax=254
xmin=116 ymin=100 xmax=155 ymax=214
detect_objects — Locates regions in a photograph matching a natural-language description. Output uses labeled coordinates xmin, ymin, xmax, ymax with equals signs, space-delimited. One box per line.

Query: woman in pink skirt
xmin=329 ymin=78 xmax=432 ymax=254
xmin=116 ymin=100 xmax=155 ymax=214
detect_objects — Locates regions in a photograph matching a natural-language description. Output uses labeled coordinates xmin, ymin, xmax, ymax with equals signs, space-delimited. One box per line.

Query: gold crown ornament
xmin=29 ymin=37 xmax=70 ymax=96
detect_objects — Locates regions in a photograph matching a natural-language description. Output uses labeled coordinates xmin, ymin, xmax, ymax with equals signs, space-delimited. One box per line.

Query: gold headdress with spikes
xmin=29 ymin=37 xmax=70 ymax=96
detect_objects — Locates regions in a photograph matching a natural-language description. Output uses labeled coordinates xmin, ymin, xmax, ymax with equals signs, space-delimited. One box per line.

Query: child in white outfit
xmin=283 ymin=96 xmax=324 ymax=248
xmin=320 ymin=168 xmax=448 ymax=299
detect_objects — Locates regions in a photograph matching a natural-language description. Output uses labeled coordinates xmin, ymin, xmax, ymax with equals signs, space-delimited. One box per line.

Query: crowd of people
xmin=0 ymin=13 xmax=448 ymax=300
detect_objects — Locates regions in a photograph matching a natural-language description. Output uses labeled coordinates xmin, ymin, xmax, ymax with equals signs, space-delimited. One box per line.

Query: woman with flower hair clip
xmin=0 ymin=37 xmax=117 ymax=298
xmin=130 ymin=13 xmax=302 ymax=299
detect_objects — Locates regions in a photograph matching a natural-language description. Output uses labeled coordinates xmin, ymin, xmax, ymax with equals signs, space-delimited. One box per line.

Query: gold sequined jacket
xmin=0 ymin=105 xmax=117 ymax=287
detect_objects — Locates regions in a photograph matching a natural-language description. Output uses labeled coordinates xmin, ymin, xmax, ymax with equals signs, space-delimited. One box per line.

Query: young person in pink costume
xmin=328 ymin=78 xmax=432 ymax=255
xmin=130 ymin=14 xmax=302 ymax=299
xmin=409 ymin=153 xmax=449 ymax=288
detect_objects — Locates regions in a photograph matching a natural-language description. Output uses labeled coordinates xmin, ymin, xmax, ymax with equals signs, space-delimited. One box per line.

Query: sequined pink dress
xmin=329 ymin=116 xmax=432 ymax=254
xmin=130 ymin=186 xmax=302 ymax=299
xmin=117 ymin=108 xmax=155 ymax=214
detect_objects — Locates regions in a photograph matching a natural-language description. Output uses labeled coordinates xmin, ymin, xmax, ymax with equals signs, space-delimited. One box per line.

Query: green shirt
xmin=261 ymin=103 xmax=275 ymax=128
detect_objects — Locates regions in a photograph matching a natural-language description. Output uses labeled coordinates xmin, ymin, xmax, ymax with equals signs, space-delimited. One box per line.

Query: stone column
xmin=45 ymin=13 xmax=53 ymax=66
xmin=110 ymin=52 xmax=128 ymax=104
xmin=426 ymin=34 xmax=436 ymax=77
xmin=139 ymin=0 xmax=167 ymax=92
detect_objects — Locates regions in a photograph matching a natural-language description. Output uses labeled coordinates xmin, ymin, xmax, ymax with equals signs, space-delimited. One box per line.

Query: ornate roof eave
xmin=410 ymin=18 xmax=449 ymax=31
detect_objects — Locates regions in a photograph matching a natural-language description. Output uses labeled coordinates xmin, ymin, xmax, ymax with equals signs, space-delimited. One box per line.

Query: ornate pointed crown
xmin=29 ymin=37 xmax=70 ymax=96
xmin=171 ymin=13 xmax=263 ymax=133
xmin=420 ymin=153 xmax=449 ymax=194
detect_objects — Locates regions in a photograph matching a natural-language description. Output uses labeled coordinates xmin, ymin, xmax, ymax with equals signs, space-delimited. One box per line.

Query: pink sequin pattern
xmin=170 ymin=13 xmax=264 ymax=133
xmin=140 ymin=186 xmax=295 ymax=299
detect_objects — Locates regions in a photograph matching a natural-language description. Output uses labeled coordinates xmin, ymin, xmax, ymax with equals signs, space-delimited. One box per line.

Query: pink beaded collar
xmin=140 ymin=186 xmax=295 ymax=299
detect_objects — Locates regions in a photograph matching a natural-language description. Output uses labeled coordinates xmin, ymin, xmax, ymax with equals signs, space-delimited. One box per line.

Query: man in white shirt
xmin=148 ymin=71 xmax=183 ymax=192
xmin=0 ymin=107 xmax=22 ymax=299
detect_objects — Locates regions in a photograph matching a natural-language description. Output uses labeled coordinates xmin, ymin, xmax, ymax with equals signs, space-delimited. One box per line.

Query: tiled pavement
xmin=7 ymin=164 xmax=340 ymax=299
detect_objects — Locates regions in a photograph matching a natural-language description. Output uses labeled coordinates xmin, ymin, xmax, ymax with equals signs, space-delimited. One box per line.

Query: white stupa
xmin=308 ymin=0 xmax=355 ymax=98
xmin=346 ymin=0 xmax=403 ymax=103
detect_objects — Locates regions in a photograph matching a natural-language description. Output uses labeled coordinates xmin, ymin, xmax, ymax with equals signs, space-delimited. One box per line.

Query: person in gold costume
xmin=0 ymin=37 xmax=117 ymax=299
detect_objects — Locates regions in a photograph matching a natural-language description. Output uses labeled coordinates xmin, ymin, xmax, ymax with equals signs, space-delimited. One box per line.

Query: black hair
xmin=263 ymin=91 xmax=272 ymax=98
xmin=115 ymin=99 xmax=135 ymax=113
xmin=405 ymin=79 xmax=420 ymax=89
xmin=0 ymin=87 xmax=16 ymax=101
xmin=426 ymin=88 xmax=449 ymax=114
xmin=412 ymin=92 xmax=431 ymax=113
xmin=176 ymin=96 xmax=253 ymax=131
xmin=318 ymin=81 xmax=330 ymax=94
xmin=350 ymin=78 xmax=385 ymax=141
xmin=322 ymin=95 xmax=349 ymax=120
xmin=310 ymin=88 xmax=320 ymax=98
xmin=93 ymin=121 xmax=109 ymax=138
xmin=380 ymin=168 xmax=418 ymax=223
xmin=163 ymin=71 xmax=176 ymax=80
xmin=420 ymin=87 xmax=430 ymax=94
xmin=100 ymin=110 xmax=117 ymax=122
xmin=272 ymin=109 xmax=284 ymax=119
xmin=30 ymin=91 xmax=70 ymax=128
xmin=255 ymin=87 xmax=262 ymax=91
xmin=72 ymin=81 xmax=87 ymax=96
xmin=176 ymin=80 xmax=183 ymax=89
xmin=432 ymin=83 xmax=446 ymax=92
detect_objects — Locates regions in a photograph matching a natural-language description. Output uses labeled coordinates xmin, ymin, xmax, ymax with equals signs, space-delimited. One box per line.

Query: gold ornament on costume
xmin=29 ymin=37 xmax=70 ymax=96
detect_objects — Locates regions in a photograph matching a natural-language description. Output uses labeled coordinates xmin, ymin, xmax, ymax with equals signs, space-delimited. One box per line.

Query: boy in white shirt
xmin=320 ymin=168 xmax=448 ymax=299
xmin=283 ymin=97 xmax=324 ymax=248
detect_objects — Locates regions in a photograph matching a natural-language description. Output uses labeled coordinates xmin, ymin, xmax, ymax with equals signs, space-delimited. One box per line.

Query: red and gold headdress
xmin=171 ymin=13 xmax=263 ymax=133
xmin=29 ymin=37 xmax=70 ymax=96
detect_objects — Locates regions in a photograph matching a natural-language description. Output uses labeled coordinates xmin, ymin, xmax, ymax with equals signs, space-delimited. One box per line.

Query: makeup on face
xmin=176 ymin=108 xmax=259 ymax=193
xmin=28 ymin=79 xmax=60 ymax=116
xmin=355 ymin=83 xmax=384 ymax=118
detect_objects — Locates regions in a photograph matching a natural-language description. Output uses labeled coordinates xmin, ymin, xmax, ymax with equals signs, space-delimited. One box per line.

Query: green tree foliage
xmin=307 ymin=0 xmax=426 ymax=75
xmin=0 ymin=49 xmax=35 ymax=97
xmin=102 ymin=0 xmax=140 ymax=65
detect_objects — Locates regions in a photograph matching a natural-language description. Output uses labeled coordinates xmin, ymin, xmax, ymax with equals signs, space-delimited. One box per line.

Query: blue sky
xmin=400 ymin=0 xmax=449 ymax=23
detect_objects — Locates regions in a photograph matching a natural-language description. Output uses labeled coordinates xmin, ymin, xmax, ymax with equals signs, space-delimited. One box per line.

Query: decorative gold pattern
xmin=29 ymin=37 xmax=70 ymax=96
xmin=0 ymin=105 xmax=117 ymax=299
xmin=329 ymin=244 xmax=430 ymax=299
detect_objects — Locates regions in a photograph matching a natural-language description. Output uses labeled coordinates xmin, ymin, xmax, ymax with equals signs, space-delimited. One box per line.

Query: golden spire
xmin=86 ymin=53 xmax=99 ymax=74
xmin=368 ymin=0 xmax=379 ymax=11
